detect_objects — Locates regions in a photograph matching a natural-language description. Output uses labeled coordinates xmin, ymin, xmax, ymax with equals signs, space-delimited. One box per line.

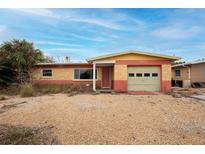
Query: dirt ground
xmin=172 ymin=87 xmax=205 ymax=95
xmin=0 ymin=93 xmax=205 ymax=144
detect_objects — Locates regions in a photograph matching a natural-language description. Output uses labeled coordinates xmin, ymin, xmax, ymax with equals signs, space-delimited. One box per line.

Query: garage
xmin=128 ymin=66 xmax=161 ymax=91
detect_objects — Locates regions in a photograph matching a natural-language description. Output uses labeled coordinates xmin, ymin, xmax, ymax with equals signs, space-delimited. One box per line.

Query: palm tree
xmin=0 ymin=60 xmax=16 ymax=85
xmin=0 ymin=39 xmax=53 ymax=85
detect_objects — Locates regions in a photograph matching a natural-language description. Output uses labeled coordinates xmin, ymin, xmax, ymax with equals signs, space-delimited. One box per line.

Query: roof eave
xmin=34 ymin=63 xmax=90 ymax=67
xmin=172 ymin=63 xmax=191 ymax=68
xmin=172 ymin=60 xmax=205 ymax=68
xmin=87 ymin=50 xmax=181 ymax=62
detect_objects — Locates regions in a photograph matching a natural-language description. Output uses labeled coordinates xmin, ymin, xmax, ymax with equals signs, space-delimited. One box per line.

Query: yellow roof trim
xmin=87 ymin=50 xmax=181 ymax=62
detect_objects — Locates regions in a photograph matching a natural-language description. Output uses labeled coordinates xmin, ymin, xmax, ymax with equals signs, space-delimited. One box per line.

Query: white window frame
xmin=175 ymin=69 xmax=181 ymax=77
xmin=73 ymin=68 xmax=98 ymax=81
xmin=41 ymin=69 xmax=53 ymax=78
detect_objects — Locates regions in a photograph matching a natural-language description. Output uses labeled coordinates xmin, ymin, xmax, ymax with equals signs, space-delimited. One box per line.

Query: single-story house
xmin=32 ymin=50 xmax=180 ymax=93
xmin=172 ymin=60 xmax=205 ymax=88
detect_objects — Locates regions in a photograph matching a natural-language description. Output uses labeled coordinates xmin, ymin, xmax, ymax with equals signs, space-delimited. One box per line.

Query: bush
xmin=1 ymin=83 xmax=94 ymax=96
xmin=0 ymin=85 xmax=20 ymax=96
xmin=33 ymin=83 xmax=92 ymax=94
xmin=0 ymin=60 xmax=17 ymax=86
xmin=20 ymin=84 xmax=36 ymax=97
xmin=0 ymin=124 xmax=58 ymax=144
xmin=33 ymin=84 xmax=73 ymax=94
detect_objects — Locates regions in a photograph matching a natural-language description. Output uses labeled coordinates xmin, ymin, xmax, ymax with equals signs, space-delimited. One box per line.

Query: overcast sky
xmin=0 ymin=8 xmax=205 ymax=62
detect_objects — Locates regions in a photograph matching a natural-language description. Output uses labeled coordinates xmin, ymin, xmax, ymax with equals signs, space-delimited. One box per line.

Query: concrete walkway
xmin=191 ymin=93 xmax=205 ymax=101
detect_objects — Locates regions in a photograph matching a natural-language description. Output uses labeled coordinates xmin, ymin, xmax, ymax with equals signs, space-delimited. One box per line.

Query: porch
xmin=92 ymin=61 xmax=115 ymax=91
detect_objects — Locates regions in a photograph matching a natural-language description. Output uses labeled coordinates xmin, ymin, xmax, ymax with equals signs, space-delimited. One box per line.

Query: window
xmin=128 ymin=73 xmax=135 ymax=77
xmin=74 ymin=69 xmax=97 ymax=79
xmin=152 ymin=73 xmax=158 ymax=77
xmin=175 ymin=70 xmax=181 ymax=77
xmin=144 ymin=73 xmax=150 ymax=77
xmin=42 ymin=69 xmax=52 ymax=77
xmin=136 ymin=73 xmax=143 ymax=77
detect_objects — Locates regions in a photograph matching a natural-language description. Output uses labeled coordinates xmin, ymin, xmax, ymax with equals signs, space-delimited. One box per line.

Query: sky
xmin=0 ymin=8 xmax=205 ymax=62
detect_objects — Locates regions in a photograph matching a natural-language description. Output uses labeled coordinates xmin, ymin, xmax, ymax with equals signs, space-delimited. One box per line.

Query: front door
xmin=102 ymin=67 xmax=111 ymax=88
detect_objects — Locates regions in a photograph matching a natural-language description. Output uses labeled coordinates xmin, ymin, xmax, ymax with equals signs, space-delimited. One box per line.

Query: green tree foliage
xmin=0 ymin=59 xmax=16 ymax=85
xmin=0 ymin=39 xmax=53 ymax=85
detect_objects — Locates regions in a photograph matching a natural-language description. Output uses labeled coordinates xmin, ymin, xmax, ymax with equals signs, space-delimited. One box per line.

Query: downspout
xmin=188 ymin=66 xmax=191 ymax=80
xmin=93 ymin=62 xmax=96 ymax=91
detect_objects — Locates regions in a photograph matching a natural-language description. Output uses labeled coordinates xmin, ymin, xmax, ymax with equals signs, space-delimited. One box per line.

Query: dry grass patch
xmin=33 ymin=84 xmax=92 ymax=94
xmin=20 ymin=84 xmax=36 ymax=97
xmin=0 ymin=124 xmax=58 ymax=144
xmin=1 ymin=83 xmax=93 ymax=97
xmin=0 ymin=95 xmax=8 ymax=101
xmin=0 ymin=85 xmax=20 ymax=96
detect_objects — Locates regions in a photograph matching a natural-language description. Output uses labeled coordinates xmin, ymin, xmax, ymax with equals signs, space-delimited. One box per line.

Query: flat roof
xmin=172 ymin=59 xmax=205 ymax=68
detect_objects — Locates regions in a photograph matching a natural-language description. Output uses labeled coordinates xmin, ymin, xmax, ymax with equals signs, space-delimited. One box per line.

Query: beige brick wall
xmin=31 ymin=68 xmax=41 ymax=80
xmin=191 ymin=63 xmax=205 ymax=82
xmin=172 ymin=63 xmax=205 ymax=82
xmin=172 ymin=67 xmax=190 ymax=80
xmin=32 ymin=67 xmax=102 ymax=80
xmin=162 ymin=64 xmax=171 ymax=81
xmin=98 ymin=68 xmax=102 ymax=80
xmin=114 ymin=64 xmax=127 ymax=80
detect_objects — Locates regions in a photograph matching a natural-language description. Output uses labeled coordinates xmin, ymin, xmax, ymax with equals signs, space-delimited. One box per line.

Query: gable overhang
xmin=93 ymin=60 xmax=115 ymax=66
xmin=87 ymin=50 xmax=181 ymax=63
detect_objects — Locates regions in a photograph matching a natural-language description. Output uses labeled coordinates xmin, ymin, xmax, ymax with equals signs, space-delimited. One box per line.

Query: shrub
xmin=33 ymin=84 xmax=73 ymax=94
xmin=0 ymin=124 xmax=58 ymax=144
xmin=0 ymin=85 xmax=20 ymax=96
xmin=20 ymin=84 xmax=36 ymax=97
xmin=33 ymin=83 xmax=93 ymax=94
xmin=34 ymin=84 xmax=60 ymax=94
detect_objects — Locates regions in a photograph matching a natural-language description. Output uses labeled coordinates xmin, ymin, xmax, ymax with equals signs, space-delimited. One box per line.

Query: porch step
xmin=97 ymin=89 xmax=113 ymax=93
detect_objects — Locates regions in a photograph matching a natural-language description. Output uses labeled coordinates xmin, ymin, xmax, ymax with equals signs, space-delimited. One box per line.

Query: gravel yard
xmin=0 ymin=93 xmax=205 ymax=144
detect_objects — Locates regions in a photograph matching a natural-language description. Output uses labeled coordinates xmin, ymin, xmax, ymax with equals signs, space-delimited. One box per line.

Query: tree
xmin=0 ymin=39 xmax=53 ymax=85
xmin=0 ymin=59 xmax=17 ymax=86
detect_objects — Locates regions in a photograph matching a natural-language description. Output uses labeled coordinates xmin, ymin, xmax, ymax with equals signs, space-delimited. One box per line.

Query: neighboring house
xmin=32 ymin=50 xmax=180 ymax=93
xmin=172 ymin=60 xmax=205 ymax=88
